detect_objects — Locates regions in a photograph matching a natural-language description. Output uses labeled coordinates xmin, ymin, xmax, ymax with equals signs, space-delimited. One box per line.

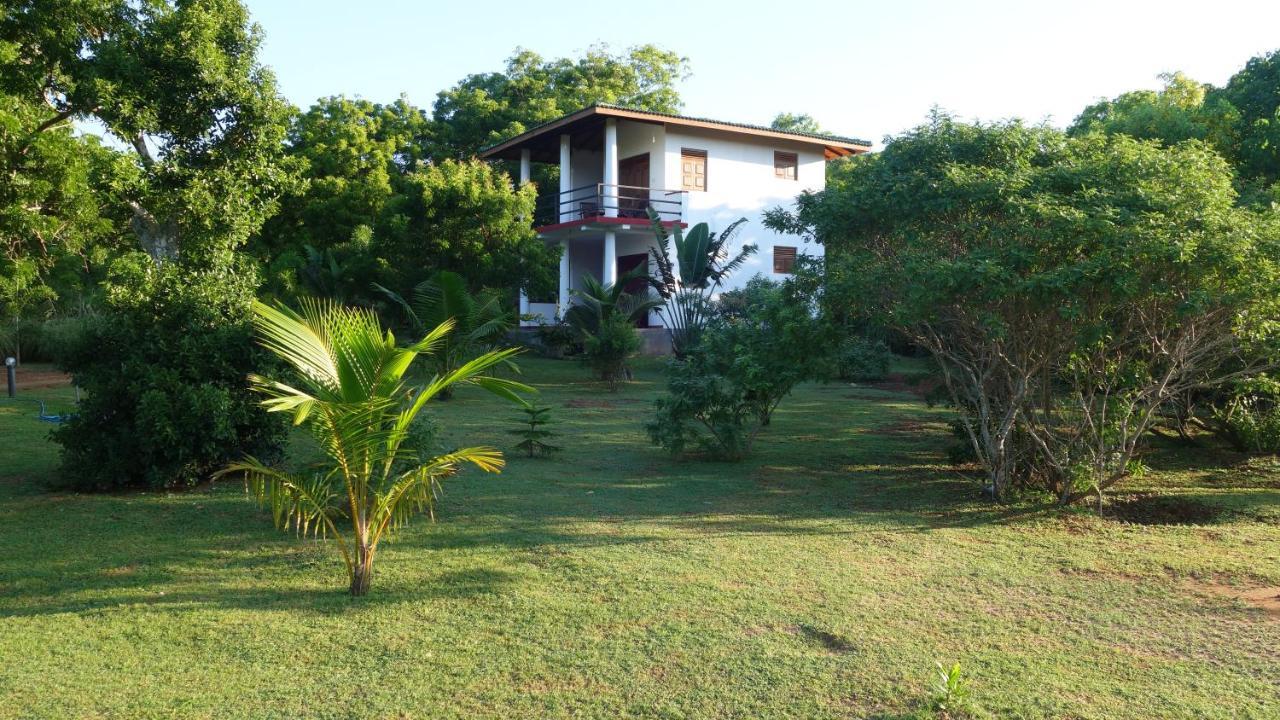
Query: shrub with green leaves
xmin=533 ymin=320 xmax=578 ymax=359
xmin=648 ymin=287 xmax=828 ymax=460
xmin=836 ymin=336 xmax=892 ymax=382
xmin=1218 ymin=376 xmax=1280 ymax=453
xmin=53 ymin=256 xmax=287 ymax=491
xmin=565 ymin=268 xmax=658 ymax=389
xmin=582 ymin=312 xmax=642 ymax=390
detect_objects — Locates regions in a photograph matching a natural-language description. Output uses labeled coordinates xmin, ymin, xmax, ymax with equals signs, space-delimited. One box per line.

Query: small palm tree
xmin=375 ymin=270 xmax=515 ymax=398
xmin=647 ymin=208 xmax=754 ymax=357
xmin=219 ymin=300 xmax=531 ymax=596
xmin=564 ymin=267 xmax=661 ymax=388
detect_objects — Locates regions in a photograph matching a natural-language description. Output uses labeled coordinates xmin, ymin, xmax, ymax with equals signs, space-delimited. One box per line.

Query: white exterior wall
xmin=661 ymin=128 xmax=825 ymax=291
xmin=570 ymin=149 xmax=602 ymax=191
xmin=617 ymin=121 xmax=667 ymax=207
xmin=531 ymin=121 xmax=832 ymax=327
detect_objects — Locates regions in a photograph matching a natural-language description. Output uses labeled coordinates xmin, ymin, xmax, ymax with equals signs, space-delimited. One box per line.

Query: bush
xmin=534 ymin=320 xmax=578 ymax=359
xmin=648 ymin=286 xmax=828 ymax=460
xmin=52 ymin=256 xmax=287 ymax=491
xmin=1218 ymin=377 xmax=1280 ymax=453
xmin=582 ymin=313 xmax=641 ymax=390
xmin=836 ymin=336 xmax=891 ymax=381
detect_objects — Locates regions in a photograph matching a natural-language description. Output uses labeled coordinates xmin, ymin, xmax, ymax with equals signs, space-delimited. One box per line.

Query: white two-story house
xmin=480 ymin=103 xmax=870 ymax=333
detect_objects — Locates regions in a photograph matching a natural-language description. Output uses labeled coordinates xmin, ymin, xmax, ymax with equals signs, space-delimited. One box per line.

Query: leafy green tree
xmin=1069 ymin=55 xmax=1280 ymax=204
xmin=1214 ymin=49 xmax=1280 ymax=196
xmin=1 ymin=0 xmax=298 ymax=266
xmin=770 ymin=112 xmax=824 ymax=135
xmin=430 ymin=45 xmax=689 ymax=159
xmin=251 ymin=96 xmax=432 ymax=267
xmin=256 ymin=97 xmax=556 ymax=299
xmin=1069 ymin=72 xmax=1230 ymax=147
xmin=379 ymin=158 xmax=557 ymax=293
xmin=220 ymin=301 xmax=531 ymax=596
xmin=0 ymin=86 xmax=133 ymax=343
xmin=375 ymin=270 xmax=515 ymax=398
xmin=768 ymin=113 xmax=1280 ymax=504
xmin=6 ymin=0 xmax=300 ymax=489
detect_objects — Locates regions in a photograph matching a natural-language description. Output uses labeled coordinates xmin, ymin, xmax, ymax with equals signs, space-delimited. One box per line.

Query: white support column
xmin=603 ymin=231 xmax=617 ymax=286
xmin=518 ymin=147 xmax=532 ymax=325
xmin=603 ymin=118 xmax=618 ymax=217
xmin=558 ymin=134 xmax=572 ymax=222
xmin=558 ymin=240 xmax=570 ymax=318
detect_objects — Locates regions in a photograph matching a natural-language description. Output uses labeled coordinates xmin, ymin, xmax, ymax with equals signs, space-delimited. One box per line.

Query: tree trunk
xmin=349 ymin=546 xmax=374 ymax=596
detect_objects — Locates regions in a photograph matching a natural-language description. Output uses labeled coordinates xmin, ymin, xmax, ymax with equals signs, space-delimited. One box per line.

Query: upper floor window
xmin=773 ymin=245 xmax=797 ymax=274
xmin=774 ymin=151 xmax=798 ymax=180
xmin=681 ymin=148 xmax=707 ymax=191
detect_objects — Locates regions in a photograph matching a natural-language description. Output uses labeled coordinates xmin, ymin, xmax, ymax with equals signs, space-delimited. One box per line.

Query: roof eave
xmin=479 ymin=104 xmax=871 ymax=161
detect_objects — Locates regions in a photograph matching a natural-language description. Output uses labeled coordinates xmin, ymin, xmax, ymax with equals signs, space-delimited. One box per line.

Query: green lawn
xmin=1 ymin=358 xmax=1278 ymax=719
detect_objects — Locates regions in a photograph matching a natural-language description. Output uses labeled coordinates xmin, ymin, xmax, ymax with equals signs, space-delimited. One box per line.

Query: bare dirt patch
xmin=856 ymin=372 xmax=940 ymax=398
xmin=1107 ymin=494 xmax=1228 ymax=526
xmin=564 ymin=398 xmax=642 ymax=409
xmin=1188 ymin=580 xmax=1280 ymax=619
xmin=874 ymin=420 xmax=928 ymax=435
xmin=15 ymin=368 xmax=71 ymax=390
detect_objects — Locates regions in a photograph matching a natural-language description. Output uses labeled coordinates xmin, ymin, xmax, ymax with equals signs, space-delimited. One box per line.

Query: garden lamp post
xmin=5 ymin=357 xmax=14 ymax=398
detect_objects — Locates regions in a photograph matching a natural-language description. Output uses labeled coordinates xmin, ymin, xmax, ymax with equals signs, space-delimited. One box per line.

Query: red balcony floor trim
xmin=535 ymin=215 xmax=688 ymax=235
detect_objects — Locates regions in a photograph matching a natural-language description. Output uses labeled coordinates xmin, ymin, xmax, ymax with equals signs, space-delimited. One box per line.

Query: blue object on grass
xmin=1 ymin=397 xmax=76 ymax=423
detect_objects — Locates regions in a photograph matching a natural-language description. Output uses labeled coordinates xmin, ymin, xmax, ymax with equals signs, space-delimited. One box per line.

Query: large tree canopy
xmin=770 ymin=112 xmax=824 ymax=135
xmin=1070 ymin=52 xmax=1280 ymax=204
xmin=1 ymin=0 xmax=297 ymax=267
xmin=768 ymin=114 xmax=1280 ymax=503
xmin=252 ymin=96 xmax=556 ymax=301
xmin=0 ymin=88 xmax=133 ymax=321
xmin=430 ymin=45 xmax=689 ymax=159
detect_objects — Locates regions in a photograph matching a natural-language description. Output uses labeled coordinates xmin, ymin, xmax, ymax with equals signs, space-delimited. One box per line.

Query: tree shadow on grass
xmin=0 ymin=553 xmax=523 ymax=619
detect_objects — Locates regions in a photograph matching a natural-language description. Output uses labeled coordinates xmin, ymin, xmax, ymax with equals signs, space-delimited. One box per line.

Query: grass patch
xmin=0 ymin=358 xmax=1277 ymax=718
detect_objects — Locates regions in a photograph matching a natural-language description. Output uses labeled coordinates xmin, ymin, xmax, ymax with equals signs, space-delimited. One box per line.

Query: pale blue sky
xmin=247 ymin=0 xmax=1280 ymax=147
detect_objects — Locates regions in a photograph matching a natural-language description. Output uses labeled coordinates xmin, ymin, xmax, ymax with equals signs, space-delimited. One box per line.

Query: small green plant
xmin=510 ymin=401 xmax=562 ymax=457
xmin=930 ymin=661 xmax=972 ymax=718
xmin=565 ymin=268 xmax=659 ymax=389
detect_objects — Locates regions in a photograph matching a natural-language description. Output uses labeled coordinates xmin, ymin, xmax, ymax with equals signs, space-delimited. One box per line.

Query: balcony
xmin=534 ymin=183 xmax=686 ymax=231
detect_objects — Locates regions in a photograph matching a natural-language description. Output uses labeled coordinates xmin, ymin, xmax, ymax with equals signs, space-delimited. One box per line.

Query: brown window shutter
xmin=681 ymin=148 xmax=707 ymax=191
xmin=774 ymin=151 xmax=798 ymax=180
xmin=773 ymin=246 xmax=797 ymax=274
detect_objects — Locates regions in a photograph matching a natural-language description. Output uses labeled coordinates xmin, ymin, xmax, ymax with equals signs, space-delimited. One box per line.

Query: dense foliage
xmin=430 ymin=45 xmax=689 ymax=159
xmin=648 ymin=280 xmax=828 ymax=460
xmin=835 ymin=336 xmax=892 ymax=382
xmin=377 ymin=270 xmax=515 ymax=398
xmin=255 ymin=99 xmax=556 ymax=298
xmin=768 ymin=114 xmax=1280 ymax=504
xmin=4 ymin=0 xmax=301 ymax=491
xmin=54 ymin=259 xmax=287 ymax=490
xmin=1070 ymin=52 xmax=1280 ymax=204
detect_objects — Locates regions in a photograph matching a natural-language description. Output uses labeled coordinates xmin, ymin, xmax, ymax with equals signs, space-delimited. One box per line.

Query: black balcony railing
xmin=534 ymin=183 xmax=685 ymax=228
